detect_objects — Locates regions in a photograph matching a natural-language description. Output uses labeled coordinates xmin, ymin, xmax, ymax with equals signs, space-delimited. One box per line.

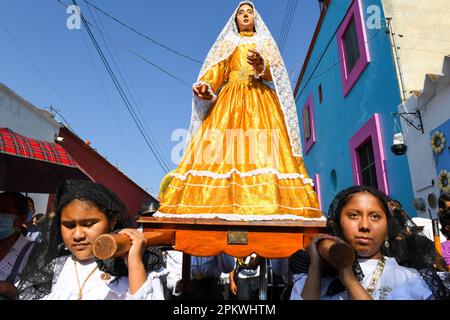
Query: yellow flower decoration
xmin=438 ymin=170 xmax=450 ymax=193
xmin=159 ymin=170 xmax=175 ymax=196
xmin=430 ymin=131 xmax=446 ymax=154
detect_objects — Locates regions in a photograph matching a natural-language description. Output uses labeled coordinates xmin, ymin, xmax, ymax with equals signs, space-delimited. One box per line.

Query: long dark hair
xmin=327 ymin=185 xmax=400 ymax=257
xmin=17 ymin=180 xmax=127 ymax=300
xmin=326 ymin=186 xmax=449 ymax=299
xmin=54 ymin=179 xmax=126 ymax=231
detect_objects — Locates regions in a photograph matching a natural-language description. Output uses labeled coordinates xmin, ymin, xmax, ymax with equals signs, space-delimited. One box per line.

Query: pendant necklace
xmin=73 ymin=258 xmax=98 ymax=300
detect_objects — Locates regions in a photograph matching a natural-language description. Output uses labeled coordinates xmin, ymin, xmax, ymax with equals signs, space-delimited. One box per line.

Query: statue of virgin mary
xmin=156 ymin=1 xmax=323 ymax=221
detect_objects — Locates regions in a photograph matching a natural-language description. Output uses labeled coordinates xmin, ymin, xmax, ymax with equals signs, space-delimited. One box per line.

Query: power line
xmin=83 ymin=0 xmax=202 ymax=64
xmin=0 ymin=17 xmax=82 ymax=133
xmin=78 ymin=12 xmax=146 ymax=183
xmin=87 ymin=3 xmax=173 ymax=166
xmin=296 ymin=24 xmax=385 ymax=99
xmin=56 ymin=0 xmax=191 ymax=87
xmin=45 ymin=105 xmax=74 ymax=131
xmin=107 ymin=34 xmax=192 ymax=87
xmin=294 ymin=0 xmax=353 ymax=99
xmin=278 ymin=1 xmax=292 ymax=53
xmin=84 ymin=1 xmax=172 ymax=169
xmin=289 ymin=57 xmax=306 ymax=82
xmin=329 ymin=0 xmax=348 ymax=12
xmin=280 ymin=0 xmax=298 ymax=53
xmin=278 ymin=1 xmax=292 ymax=46
xmin=71 ymin=0 xmax=170 ymax=173
xmin=278 ymin=0 xmax=296 ymax=53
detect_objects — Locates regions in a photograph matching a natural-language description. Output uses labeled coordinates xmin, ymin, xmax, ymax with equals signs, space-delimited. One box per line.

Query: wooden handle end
xmin=93 ymin=234 xmax=119 ymax=260
xmin=328 ymin=242 xmax=355 ymax=269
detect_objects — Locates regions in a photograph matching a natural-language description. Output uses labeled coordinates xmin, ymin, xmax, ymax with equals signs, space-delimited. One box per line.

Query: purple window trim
xmin=313 ymin=173 xmax=322 ymax=211
xmin=302 ymin=93 xmax=316 ymax=154
xmin=349 ymin=114 xmax=389 ymax=195
xmin=337 ymin=0 xmax=370 ymax=96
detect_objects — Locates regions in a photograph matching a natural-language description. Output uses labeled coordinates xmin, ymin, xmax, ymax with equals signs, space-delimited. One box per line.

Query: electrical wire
xmin=56 ymin=0 xmax=191 ymax=87
xmin=84 ymin=2 xmax=172 ymax=170
xmin=83 ymin=0 xmax=202 ymax=64
xmin=0 ymin=17 xmax=82 ymax=133
xmin=71 ymin=0 xmax=170 ymax=173
xmin=300 ymin=26 xmax=384 ymax=95
xmin=78 ymin=17 xmax=147 ymax=184
xmin=88 ymin=4 xmax=174 ymax=166
xmin=278 ymin=0 xmax=297 ymax=53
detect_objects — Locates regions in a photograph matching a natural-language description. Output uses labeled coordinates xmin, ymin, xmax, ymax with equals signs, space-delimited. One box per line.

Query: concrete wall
xmin=399 ymin=56 xmax=450 ymax=217
xmin=0 ymin=82 xmax=61 ymax=215
xmin=0 ymin=83 xmax=60 ymax=141
xmin=382 ymin=0 xmax=450 ymax=97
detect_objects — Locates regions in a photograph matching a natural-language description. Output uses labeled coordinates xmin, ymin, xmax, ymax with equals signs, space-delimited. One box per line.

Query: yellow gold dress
xmin=159 ymin=32 xmax=321 ymax=219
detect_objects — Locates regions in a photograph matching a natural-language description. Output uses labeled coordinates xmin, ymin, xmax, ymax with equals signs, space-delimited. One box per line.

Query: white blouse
xmin=0 ymin=234 xmax=33 ymax=283
xmin=290 ymin=257 xmax=433 ymax=300
xmin=42 ymin=256 xmax=166 ymax=300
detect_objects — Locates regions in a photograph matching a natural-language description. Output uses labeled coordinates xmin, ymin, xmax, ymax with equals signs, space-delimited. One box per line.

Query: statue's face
xmin=236 ymin=4 xmax=254 ymax=32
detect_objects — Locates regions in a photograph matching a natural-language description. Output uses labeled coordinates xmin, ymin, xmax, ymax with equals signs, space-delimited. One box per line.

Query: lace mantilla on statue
xmin=186 ymin=1 xmax=303 ymax=157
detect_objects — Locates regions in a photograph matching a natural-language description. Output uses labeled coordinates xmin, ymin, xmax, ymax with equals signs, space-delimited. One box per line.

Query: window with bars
xmin=357 ymin=138 xmax=378 ymax=189
xmin=342 ymin=19 xmax=361 ymax=74
xmin=302 ymin=94 xmax=316 ymax=154
xmin=337 ymin=0 xmax=370 ymax=96
xmin=303 ymin=107 xmax=311 ymax=141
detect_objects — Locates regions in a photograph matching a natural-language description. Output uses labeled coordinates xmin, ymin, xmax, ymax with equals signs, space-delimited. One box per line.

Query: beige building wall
xmin=0 ymin=82 xmax=61 ymax=215
xmin=381 ymin=0 xmax=450 ymax=98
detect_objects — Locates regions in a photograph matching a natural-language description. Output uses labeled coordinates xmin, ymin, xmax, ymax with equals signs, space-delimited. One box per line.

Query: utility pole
xmin=386 ymin=17 xmax=407 ymax=102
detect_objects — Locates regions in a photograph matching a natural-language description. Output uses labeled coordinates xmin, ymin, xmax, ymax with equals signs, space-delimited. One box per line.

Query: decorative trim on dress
xmin=171 ymin=181 xmax=311 ymax=189
xmin=171 ymin=168 xmax=314 ymax=186
xmin=154 ymin=211 xmax=326 ymax=221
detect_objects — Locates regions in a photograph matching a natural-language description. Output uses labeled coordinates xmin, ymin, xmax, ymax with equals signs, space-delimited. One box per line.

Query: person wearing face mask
xmin=0 ymin=192 xmax=34 ymax=300
xmin=18 ymin=196 xmax=36 ymax=238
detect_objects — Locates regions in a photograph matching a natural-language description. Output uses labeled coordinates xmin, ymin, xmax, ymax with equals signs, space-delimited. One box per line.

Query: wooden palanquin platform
xmin=138 ymin=216 xmax=326 ymax=258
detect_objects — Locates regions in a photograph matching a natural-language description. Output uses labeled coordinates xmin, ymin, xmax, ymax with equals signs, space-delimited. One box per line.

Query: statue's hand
xmin=193 ymin=83 xmax=213 ymax=100
xmin=247 ymin=49 xmax=264 ymax=74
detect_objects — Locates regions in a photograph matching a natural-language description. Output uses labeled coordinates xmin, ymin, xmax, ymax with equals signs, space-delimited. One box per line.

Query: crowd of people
xmin=1 ymin=1 xmax=448 ymax=301
xmin=1 ymin=180 xmax=449 ymax=300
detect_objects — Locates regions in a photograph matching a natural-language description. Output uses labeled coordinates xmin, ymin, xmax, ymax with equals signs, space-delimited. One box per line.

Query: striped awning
xmin=0 ymin=128 xmax=91 ymax=193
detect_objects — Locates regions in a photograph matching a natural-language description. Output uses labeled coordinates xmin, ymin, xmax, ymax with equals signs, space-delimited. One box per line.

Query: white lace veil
xmin=186 ymin=1 xmax=303 ymax=157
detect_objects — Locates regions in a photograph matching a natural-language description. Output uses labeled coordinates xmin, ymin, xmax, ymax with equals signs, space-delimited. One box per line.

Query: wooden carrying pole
xmin=93 ymin=231 xmax=175 ymax=260
xmin=317 ymin=238 xmax=355 ymax=269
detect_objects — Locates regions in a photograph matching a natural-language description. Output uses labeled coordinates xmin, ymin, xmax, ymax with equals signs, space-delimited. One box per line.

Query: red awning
xmin=0 ymin=128 xmax=92 ymax=193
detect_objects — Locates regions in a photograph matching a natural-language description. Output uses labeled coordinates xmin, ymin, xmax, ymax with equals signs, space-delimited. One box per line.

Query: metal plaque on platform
xmin=227 ymin=231 xmax=248 ymax=245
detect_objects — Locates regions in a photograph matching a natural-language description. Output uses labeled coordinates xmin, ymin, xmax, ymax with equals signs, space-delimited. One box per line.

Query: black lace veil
xmin=16 ymin=179 xmax=162 ymax=300
xmin=290 ymin=185 xmax=449 ymax=299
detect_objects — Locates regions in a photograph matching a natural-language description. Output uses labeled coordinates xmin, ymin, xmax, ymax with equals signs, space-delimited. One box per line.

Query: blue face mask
xmin=26 ymin=210 xmax=33 ymax=223
xmin=0 ymin=214 xmax=17 ymax=240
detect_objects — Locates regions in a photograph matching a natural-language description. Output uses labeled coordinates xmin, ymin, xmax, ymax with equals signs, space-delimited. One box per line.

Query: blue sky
xmin=0 ymin=0 xmax=320 ymax=196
